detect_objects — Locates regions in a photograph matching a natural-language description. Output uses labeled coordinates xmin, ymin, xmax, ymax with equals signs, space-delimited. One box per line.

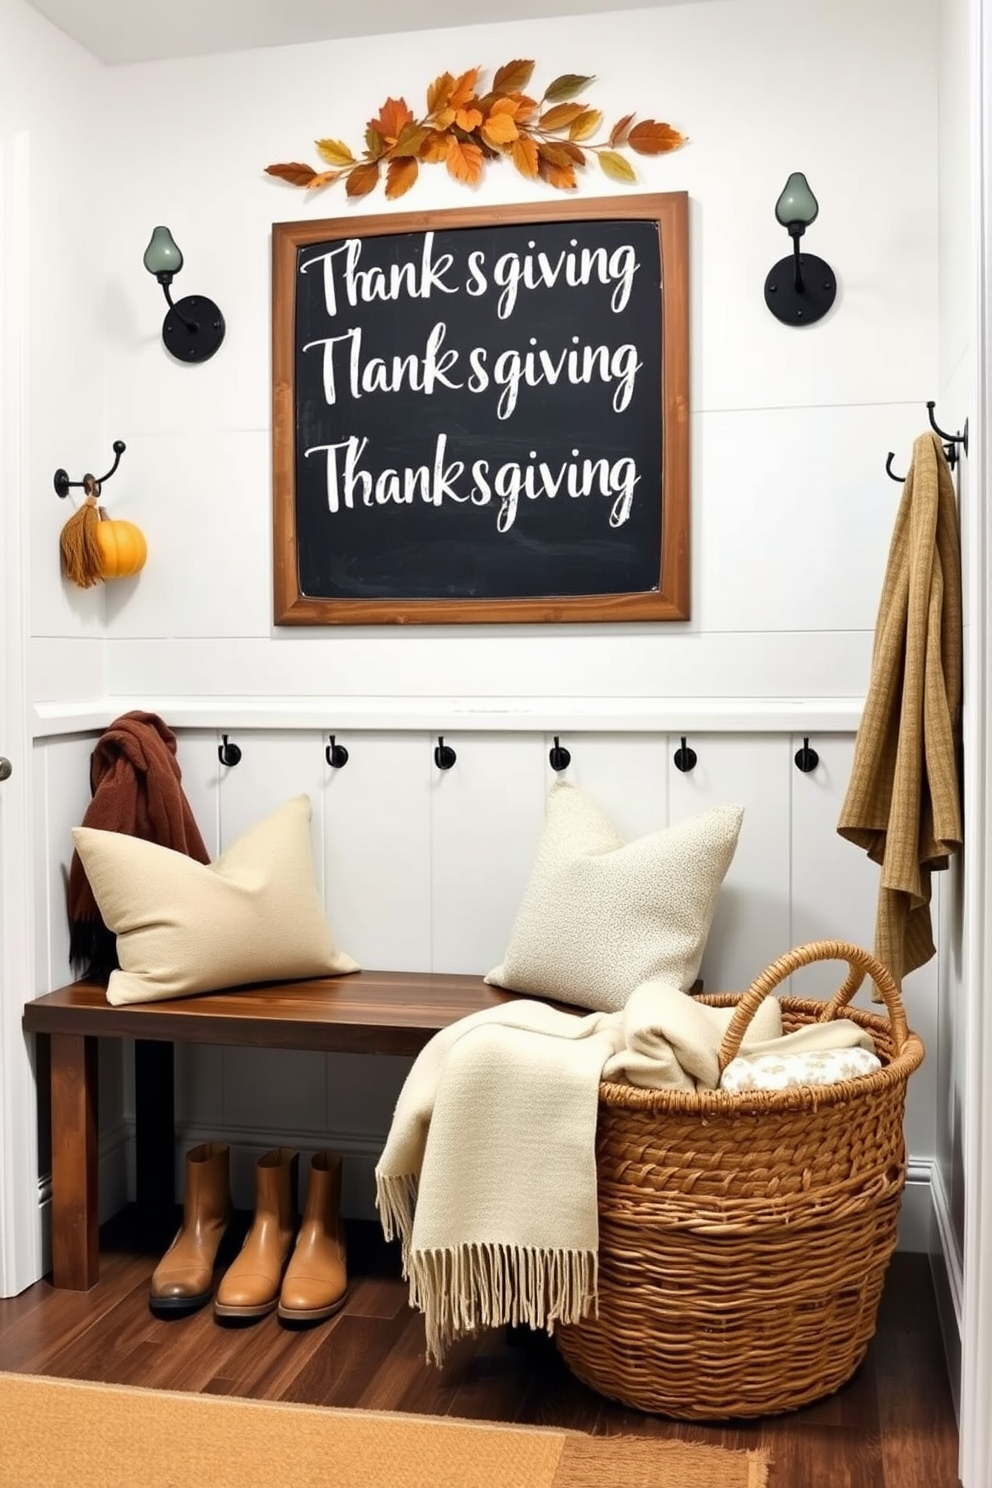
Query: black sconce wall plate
xmin=764 ymin=253 xmax=836 ymax=326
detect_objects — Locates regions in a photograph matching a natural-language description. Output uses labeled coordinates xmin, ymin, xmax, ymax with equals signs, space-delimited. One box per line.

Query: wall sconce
xmin=763 ymin=172 xmax=836 ymax=326
xmin=143 ymin=226 xmax=225 ymax=363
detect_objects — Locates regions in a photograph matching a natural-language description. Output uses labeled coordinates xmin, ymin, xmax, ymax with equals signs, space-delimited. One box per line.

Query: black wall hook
xmin=794 ymin=737 xmax=819 ymax=773
xmin=218 ymin=734 xmax=242 ymax=767
xmin=886 ymin=402 xmax=970 ymax=481
xmin=549 ymin=736 xmax=571 ymax=772
xmin=927 ymin=400 xmax=968 ymax=467
xmin=673 ymin=737 xmax=697 ymax=773
xmin=54 ymin=440 xmax=126 ymax=499
xmin=434 ymin=736 xmax=456 ymax=771
xmin=325 ymin=735 xmax=349 ymax=769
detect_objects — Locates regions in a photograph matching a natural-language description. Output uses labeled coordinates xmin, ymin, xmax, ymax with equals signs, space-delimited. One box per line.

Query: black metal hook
xmin=927 ymin=401 xmax=968 ymax=467
xmin=794 ymin=737 xmax=819 ymax=773
xmin=218 ymin=734 xmax=242 ymax=767
xmin=886 ymin=402 xmax=969 ymax=480
xmin=549 ymin=736 xmax=571 ymax=772
xmin=54 ymin=440 xmax=126 ymax=499
xmin=325 ymin=735 xmax=349 ymax=769
xmin=434 ymin=736 xmax=456 ymax=771
xmin=673 ymin=737 xmax=697 ymax=773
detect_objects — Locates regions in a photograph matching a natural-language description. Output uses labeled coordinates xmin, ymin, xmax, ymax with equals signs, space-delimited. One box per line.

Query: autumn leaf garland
xmin=265 ymin=61 xmax=686 ymax=200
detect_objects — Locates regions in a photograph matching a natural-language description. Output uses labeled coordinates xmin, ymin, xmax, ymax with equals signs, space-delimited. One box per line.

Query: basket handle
xmin=717 ymin=939 xmax=909 ymax=1072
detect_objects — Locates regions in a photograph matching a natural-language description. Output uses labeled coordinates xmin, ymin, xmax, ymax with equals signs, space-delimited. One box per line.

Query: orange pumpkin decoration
xmin=95 ymin=512 xmax=147 ymax=579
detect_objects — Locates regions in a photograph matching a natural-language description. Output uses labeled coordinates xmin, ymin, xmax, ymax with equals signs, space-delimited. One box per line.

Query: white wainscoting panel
xmin=321 ymin=731 xmax=432 ymax=973
xmin=670 ymin=733 xmax=793 ymax=992
xmin=431 ymin=732 xmax=547 ymax=975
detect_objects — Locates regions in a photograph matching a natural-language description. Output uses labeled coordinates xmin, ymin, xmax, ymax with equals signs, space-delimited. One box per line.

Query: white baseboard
xmin=928 ymin=1159 xmax=963 ymax=1421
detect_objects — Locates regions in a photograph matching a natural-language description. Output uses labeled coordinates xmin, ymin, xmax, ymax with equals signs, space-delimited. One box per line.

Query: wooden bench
xmin=22 ymin=971 xmax=527 ymax=1292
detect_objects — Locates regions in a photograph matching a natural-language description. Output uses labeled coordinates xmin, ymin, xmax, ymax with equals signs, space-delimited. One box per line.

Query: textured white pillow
xmin=485 ymin=783 xmax=743 ymax=1013
xmin=72 ymin=794 xmax=359 ymax=1007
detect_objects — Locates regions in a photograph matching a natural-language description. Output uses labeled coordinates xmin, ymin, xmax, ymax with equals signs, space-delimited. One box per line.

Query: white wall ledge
xmin=31 ymin=695 xmax=865 ymax=738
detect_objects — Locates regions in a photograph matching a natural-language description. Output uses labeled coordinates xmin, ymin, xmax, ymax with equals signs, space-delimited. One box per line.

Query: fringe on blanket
xmin=377 ymin=1173 xmax=598 ymax=1365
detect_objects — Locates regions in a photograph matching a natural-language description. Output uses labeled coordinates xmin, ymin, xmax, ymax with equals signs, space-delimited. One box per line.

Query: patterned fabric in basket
xmin=721 ymin=1045 xmax=881 ymax=1092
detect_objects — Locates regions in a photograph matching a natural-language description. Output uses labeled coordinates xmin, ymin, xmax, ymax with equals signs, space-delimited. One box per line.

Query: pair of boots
xmin=149 ymin=1143 xmax=347 ymax=1324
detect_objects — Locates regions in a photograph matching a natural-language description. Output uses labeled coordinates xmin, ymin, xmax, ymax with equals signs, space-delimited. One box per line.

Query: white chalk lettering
xmin=299 ymin=231 xmax=459 ymax=319
xmin=492 ymin=237 xmax=639 ymax=319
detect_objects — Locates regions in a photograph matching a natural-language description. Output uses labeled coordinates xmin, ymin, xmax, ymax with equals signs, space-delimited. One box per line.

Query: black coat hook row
xmin=54 ymin=440 xmax=126 ymax=499
xmin=886 ymin=402 xmax=969 ymax=481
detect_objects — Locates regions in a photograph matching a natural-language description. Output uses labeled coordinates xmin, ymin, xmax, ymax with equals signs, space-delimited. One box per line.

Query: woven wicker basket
xmin=555 ymin=940 xmax=925 ymax=1420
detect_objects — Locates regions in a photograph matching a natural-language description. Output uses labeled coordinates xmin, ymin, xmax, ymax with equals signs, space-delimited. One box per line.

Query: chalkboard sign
xmin=272 ymin=193 xmax=688 ymax=624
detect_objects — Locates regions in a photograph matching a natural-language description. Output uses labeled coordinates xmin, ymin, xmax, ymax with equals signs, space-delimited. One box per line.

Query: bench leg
xmin=50 ymin=1032 xmax=99 ymax=1290
xmin=134 ymin=1039 xmax=175 ymax=1237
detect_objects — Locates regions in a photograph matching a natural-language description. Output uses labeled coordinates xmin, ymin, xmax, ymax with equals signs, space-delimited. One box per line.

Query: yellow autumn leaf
xmin=446 ymin=134 xmax=484 ymax=185
xmin=386 ymin=157 xmax=419 ymax=200
xmin=511 ymin=135 xmax=539 ymax=178
xmin=481 ymin=112 xmax=520 ymax=147
xmin=455 ymin=107 xmax=484 ymax=131
xmin=449 ymin=67 xmax=481 ymax=108
xmin=569 ymin=109 xmax=603 ymax=142
xmin=598 ymin=150 xmax=637 ymax=183
xmin=493 ymin=59 xmax=535 ymax=93
xmin=539 ymin=102 xmax=588 ymax=131
xmin=315 ymin=138 xmax=356 ymax=167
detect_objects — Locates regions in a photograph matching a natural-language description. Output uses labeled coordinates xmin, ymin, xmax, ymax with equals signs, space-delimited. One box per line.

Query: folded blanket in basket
xmin=375 ymin=984 xmax=878 ymax=1362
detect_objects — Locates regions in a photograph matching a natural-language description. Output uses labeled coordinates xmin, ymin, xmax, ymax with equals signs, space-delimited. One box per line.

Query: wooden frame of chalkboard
xmin=272 ymin=192 xmax=688 ymax=624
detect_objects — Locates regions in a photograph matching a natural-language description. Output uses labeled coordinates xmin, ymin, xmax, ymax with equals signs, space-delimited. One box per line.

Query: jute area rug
xmin=0 ymin=1372 xmax=769 ymax=1487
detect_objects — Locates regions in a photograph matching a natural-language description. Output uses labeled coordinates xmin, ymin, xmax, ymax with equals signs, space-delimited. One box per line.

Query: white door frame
xmin=0 ymin=129 xmax=41 ymax=1298
xmin=959 ymin=2 xmax=992 ymax=1480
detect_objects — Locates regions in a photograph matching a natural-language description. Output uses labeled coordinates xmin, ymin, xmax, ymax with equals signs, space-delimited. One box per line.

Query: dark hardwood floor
xmin=0 ymin=1210 xmax=961 ymax=1487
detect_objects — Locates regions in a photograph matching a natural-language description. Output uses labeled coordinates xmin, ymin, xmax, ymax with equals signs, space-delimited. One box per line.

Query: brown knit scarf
xmin=67 ymin=712 xmax=210 ymax=982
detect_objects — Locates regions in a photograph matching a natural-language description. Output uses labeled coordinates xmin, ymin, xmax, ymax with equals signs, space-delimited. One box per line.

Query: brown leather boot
xmin=149 ymin=1142 xmax=233 ymax=1315
xmin=278 ymin=1151 xmax=348 ymax=1324
xmin=214 ymin=1148 xmax=299 ymax=1321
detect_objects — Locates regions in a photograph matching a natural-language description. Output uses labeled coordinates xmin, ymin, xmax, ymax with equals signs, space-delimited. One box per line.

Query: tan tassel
xmin=59 ymin=476 xmax=105 ymax=589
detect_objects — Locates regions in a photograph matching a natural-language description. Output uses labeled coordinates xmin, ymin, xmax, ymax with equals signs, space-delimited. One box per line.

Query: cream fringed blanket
xmin=375 ymin=987 xmax=872 ymax=1364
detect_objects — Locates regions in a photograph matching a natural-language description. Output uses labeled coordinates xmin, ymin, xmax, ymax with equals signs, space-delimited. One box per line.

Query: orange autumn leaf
xmin=627 ymin=119 xmax=687 ymax=154
xmin=449 ymin=67 xmax=481 ymax=108
xmin=493 ymin=59 xmax=535 ymax=93
xmin=481 ymin=111 xmax=520 ymax=147
xmin=418 ymin=129 xmax=452 ymax=163
xmin=537 ymin=155 xmax=578 ymax=190
xmin=446 ymin=134 xmax=484 ymax=185
xmin=427 ymin=71 xmax=455 ymax=113
xmin=369 ymin=96 xmax=414 ymax=145
xmin=265 ymin=161 xmax=319 ymax=187
xmin=511 ymin=135 xmax=540 ymax=178
xmin=306 ymin=170 xmax=345 ymax=191
xmin=538 ymin=102 xmax=588 ymax=131
xmin=386 ymin=157 xmax=419 ymax=200
xmin=609 ymin=112 xmax=635 ymax=147
xmin=345 ymin=161 xmax=381 ymax=198
xmin=538 ymin=139 xmax=584 ymax=168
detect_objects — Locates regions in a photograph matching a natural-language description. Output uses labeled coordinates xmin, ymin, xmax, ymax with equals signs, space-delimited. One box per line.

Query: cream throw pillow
xmin=72 ymin=794 xmax=359 ymax=1006
xmin=484 ymin=782 xmax=743 ymax=1013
